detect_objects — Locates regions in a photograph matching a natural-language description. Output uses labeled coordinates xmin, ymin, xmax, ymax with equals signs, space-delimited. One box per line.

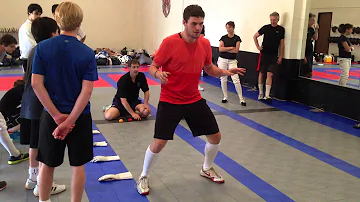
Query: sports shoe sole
xmin=8 ymin=156 xmax=29 ymax=165
xmin=199 ymin=172 xmax=225 ymax=184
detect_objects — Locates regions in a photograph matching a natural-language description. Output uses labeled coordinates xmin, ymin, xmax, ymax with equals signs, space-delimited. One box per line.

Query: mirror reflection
xmin=300 ymin=4 xmax=360 ymax=89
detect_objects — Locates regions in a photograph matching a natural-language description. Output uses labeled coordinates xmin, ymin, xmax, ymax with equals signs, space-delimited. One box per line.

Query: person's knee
xmin=267 ymin=72 xmax=274 ymax=78
xmin=104 ymin=111 xmax=116 ymax=121
xmin=231 ymin=75 xmax=240 ymax=84
xmin=150 ymin=139 xmax=168 ymax=153
xmin=140 ymin=110 xmax=150 ymax=118
xmin=206 ymin=132 xmax=221 ymax=144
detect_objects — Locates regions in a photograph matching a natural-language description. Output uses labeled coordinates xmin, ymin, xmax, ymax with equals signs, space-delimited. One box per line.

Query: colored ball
xmin=118 ymin=119 xmax=123 ymax=123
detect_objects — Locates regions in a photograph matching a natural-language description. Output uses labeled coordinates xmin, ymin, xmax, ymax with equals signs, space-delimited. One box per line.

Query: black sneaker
xmin=0 ymin=181 xmax=7 ymax=191
xmin=8 ymin=153 xmax=29 ymax=165
xmin=222 ymin=99 xmax=228 ymax=103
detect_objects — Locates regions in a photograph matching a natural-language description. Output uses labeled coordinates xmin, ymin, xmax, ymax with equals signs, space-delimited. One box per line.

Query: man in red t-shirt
xmin=136 ymin=5 xmax=246 ymax=195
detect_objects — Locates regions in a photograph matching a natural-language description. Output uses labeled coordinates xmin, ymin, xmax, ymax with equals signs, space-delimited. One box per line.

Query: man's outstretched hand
xmin=226 ymin=68 xmax=246 ymax=76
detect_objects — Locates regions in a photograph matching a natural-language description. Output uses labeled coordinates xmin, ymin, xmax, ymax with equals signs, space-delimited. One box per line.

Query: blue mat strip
xmin=84 ymin=123 xmax=149 ymax=202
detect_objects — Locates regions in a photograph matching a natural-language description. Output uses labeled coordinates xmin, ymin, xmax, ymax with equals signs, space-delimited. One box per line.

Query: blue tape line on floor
xmin=201 ymin=75 xmax=360 ymax=138
xmin=100 ymin=73 xmax=294 ymax=202
xmin=84 ymin=123 xmax=149 ymax=202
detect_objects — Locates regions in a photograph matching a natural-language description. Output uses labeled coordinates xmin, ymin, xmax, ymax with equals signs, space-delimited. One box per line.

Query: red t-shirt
xmin=154 ymin=33 xmax=212 ymax=104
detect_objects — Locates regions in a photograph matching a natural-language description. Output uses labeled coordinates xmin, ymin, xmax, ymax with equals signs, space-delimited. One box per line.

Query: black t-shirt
xmin=115 ymin=72 xmax=149 ymax=102
xmin=219 ymin=34 xmax=242 ymax=59
xmin=305 ymin=27 xmax=316 ymax=55
xmin=338 ymin=35 xmax=352 ymax=58
xmin=20 ymin=46 xmax=44 ymax=120
xmin=0 ymin=84 xmax=24 ymax=117
xmin=258 ymin=24 xmax=285 ymax=56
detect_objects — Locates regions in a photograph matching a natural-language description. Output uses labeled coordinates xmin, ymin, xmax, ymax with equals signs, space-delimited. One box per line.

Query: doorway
xmin=315 ymin=12 xmax=333 ymax=54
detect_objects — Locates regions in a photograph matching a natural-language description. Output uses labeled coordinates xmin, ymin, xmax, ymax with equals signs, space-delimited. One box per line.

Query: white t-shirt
xmin=19 ymin=20 xmax=37 ymax=59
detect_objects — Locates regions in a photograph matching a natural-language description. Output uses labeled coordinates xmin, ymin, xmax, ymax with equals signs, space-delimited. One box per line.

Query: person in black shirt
xmin=0 ymin=79 xmax=29 ymax=165
xmin=337 ymin=23 xmax=354 ymax=87
xmin=301 ymin=13 xmax=318 ymax=78
xmin=218 ymin=21 xmax=246 ymax=106
xmin=254 ymin=12 xmax=285 ymax=102
xmin=105 ymin=59 xmax=150 ymax=121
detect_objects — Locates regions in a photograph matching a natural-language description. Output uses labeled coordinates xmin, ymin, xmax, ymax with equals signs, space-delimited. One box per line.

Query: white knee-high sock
xmin=29 ymin=167 xmax=39 ymax=181
xmin=203 ymin=142 xmax=220 ymax=171
xmin=265 ymin=85 xmax=272 ymax=97
xmin=221 ymin=80 xmax=228 ymax=99
xmin=258 ymin=84 xmax=264 ymax=95
xmin=140 ymin=146 xmax=159 ymax=177
xmin=234 ymin=83 xmax=244 ymax=101
xmin=0 ymin=131 xmax=20 ymax=157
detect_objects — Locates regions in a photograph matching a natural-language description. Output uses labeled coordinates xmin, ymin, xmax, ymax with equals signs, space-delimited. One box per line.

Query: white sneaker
xmin=25 ymin=179 xmax=36 ymax=190
xmin=136 ymin=176 xmax=149 ymax=195
xmin=258 ymin=94 xmax=264 ymax=100
xmin=33 ymin=182 xmax=66 ymax=197
xmin=200 ymin=167 xmax=225 ymax=183
xmin=198 ymin=85 xmax=204 ymax=91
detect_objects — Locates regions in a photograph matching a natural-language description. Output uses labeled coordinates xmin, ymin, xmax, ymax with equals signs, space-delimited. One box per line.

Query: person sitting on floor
xmin=0 ymin=79 xmax=25 ymax=133
xmin=104 ymin=59 xmax=151 ymax=121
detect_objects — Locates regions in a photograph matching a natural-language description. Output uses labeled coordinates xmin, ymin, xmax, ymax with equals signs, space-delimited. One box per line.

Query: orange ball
xmin=118 ymin=119 xmax=123 ymax=123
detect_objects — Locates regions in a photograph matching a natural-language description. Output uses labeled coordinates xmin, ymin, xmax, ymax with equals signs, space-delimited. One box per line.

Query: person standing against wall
xmin=301 ymin=13 xmax=318 ymax=78
xmin=337 ymin=24 xmax=354 ymax=87
xmin=218 ymin=21 xmax=246 ymax=106
xmin=254 ymin=12 xmax=285 ymax=103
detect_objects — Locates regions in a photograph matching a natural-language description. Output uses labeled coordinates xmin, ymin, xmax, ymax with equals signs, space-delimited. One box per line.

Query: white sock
xmin=258 ymin=84 xmax=264 ymax=95
xmin=203 ymin=142 xmax=220 ymax=171
xmin=29 ymin=167 xmax=39 ymax=181
xmin=234 ymin=83 xmax=244 ymax=101
xmin=39 ymin=200 xmax=51 ymax=202
xmin=140 ymin=146 xmax=159 ymax=177
xmin=221 ymin=80 xmax=228 ymax=99
xmin=0 ymin=131 xmax=20 ymax=157
xmin=265 ymin=85 xmax=272 ymax=97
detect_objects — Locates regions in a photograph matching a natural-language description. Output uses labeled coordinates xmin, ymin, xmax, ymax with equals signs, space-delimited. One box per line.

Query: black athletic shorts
xmin=154 ymin=98 xmax=219 ymax=140
xmin=112 ymin=97 xmax=142 ymax=117
xmin=36 ymin=111 xmax=93 ymax=167
xmin=5 ymin=109 xmax=20 ymax=129
xmin=20 ymin=118 xmax=40 ymax=149
xmin=259 ymin=53 xmax=278 ymax=74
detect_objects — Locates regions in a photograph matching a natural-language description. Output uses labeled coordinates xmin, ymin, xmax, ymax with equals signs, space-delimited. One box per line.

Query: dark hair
xmin=338 ymin=23 xmax=353 ymax=34
xmin=31 ymin=17 xmax=59 ymax=43
xmin=201 ymin=25 xmax=205 ymax=35
xmin=128 ymin=59 xmax=140 ymax=67
xmin=183 ymin=5 xmax=205 ymax=22
xmin=309 ymin=13 xmax=316 ymax=19
xmin=14 ymin=79 xmax=25 ymax=87
xmin=226 ymin=21 xmax=235 ymax=28
xmin=28 ymin=4 xmax=43 ymax=15
xmin=0 ymin=34 xmax=17 ymax=46
xmin=52 ymin=4 xmax=59 ymax=14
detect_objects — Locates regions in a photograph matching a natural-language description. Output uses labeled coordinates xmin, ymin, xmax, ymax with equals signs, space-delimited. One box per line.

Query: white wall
xmin=311 ymin=0 xmax=360 ymax=60
xmin=0 ymin=0 xmax=142 ymax=50
xmin=142 ymin=0 xmax=308 ymax=59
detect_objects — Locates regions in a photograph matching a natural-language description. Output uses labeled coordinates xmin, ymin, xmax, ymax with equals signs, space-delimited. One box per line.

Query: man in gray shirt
xmin=0 ymin=35 xmax=17 ymax=65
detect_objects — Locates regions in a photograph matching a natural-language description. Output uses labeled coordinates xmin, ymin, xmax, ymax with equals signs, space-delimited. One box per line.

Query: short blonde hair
xmin=55 ymin=2 xmax=83 ymax=31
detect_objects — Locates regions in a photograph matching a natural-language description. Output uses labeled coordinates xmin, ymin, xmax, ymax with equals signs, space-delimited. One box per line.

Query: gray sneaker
xmin=136 ymin=176 xmax=149 ymax=195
